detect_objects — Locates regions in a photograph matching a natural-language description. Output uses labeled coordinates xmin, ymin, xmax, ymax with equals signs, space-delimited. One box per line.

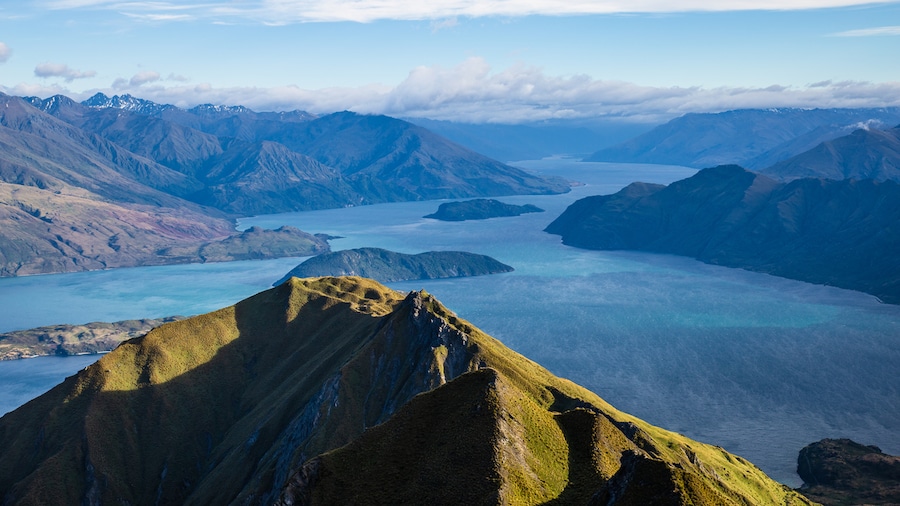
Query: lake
xmin=1 ymin=159 xmax=897 ymax=487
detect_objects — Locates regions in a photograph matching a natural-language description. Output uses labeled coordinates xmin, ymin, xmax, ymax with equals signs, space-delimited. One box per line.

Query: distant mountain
xmin=0 ymin=276 xmax=813 ymax=505
xmin=586 ymin=108 xmax=900 ymax=169
xmin=761 ymin=125 xmax=900 ymax=182
xmin=408 ymin=117 xmax=651 ymax=161
xmin=262 ymin=111 xmax=571 ymax=202
xmin=2 ymin=94 xmax=204 ymax=205
xmin=0 ymin=92 xmax=570 ymax=276
xmin=274 ymin=247 xmax=513 ymax=284
xmin=424 ymin=198 xmax=544 ymax=221
xmin=51 ymin=94 xmax=571 ymax=211
xmin=546 ymin=165 xmax=900 ymax=303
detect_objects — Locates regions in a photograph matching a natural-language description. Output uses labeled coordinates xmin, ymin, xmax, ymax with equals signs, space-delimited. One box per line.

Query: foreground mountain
xmin=0 ymin=317 xmax=183 ymax=360
xmin=274 ymin=247 xmax=513 ymax=285
xmin=0 ymin=277 xmax=812 ymax=505
xmin=546 ymin=165 xmax=900 ymax=303
xmin=797 ymin=439 xmax=900 ymax=505
xmin=586 ymin=108 xmax=900 ymax=169
xmin=424 ymin=198 xmax=544 ymax=221
xmin=761 ymin=124 xmax=900 ymax=182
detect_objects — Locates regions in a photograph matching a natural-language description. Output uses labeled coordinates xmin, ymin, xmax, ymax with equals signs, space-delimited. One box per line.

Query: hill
xmin=586 ymin=108 xmax=900 ymax=169
xmin=0 ymin=277 xmax=812 ymax=505
xmin=761 ymin=125 xmax=900 ymax=182
xmin=274 ymin=247 xmax=513 ymax=285
xmin=545 ymin=165 xmax=900 ymax=303
xmin=424 ymin=198 xmax=544 ymax=221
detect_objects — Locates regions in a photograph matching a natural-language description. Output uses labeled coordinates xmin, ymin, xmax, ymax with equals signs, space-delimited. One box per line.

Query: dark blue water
xmin=1 ymin=160 xmax=897 ymax=486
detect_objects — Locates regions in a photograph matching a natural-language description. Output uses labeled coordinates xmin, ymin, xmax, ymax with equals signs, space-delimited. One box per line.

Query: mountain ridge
xmin=546 ymin=165 xmax=900 ymax=303
xmin=0 ymin=276 xmax=813 ymax=505
xmin=761 ymin=124 xmax=900 ymax=182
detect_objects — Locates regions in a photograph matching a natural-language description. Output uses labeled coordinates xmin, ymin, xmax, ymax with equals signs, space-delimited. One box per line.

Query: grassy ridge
xmin=0 ymin=277 xmax=816 ymax=505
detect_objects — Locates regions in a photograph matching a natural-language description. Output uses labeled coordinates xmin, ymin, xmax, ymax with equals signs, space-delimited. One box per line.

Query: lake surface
xmin=1 ymin=159 xmax=898 ymax=487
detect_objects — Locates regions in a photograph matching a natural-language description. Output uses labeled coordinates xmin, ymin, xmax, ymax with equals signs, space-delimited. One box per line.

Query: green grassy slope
xmin=0 ymin=277 xmax=816 ymax=505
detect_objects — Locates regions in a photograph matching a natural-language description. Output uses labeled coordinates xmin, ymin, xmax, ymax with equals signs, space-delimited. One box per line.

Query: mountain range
xmin=761 ymin=124 xmax=900 ymax=182
xmin=0 ymin=276 xmax=813 ymax=505
xmin=586 ymin=108 xmax=900 ymax=170
xmin=0 ymin=92 xmax=568 ymax=276
xmin=545 ymin=164 xmax=900 ymax=303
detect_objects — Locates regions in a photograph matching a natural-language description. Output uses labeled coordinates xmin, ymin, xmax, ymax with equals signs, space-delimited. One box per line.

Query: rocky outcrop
xmin=797 ymin=438 xmax=900 ymax=505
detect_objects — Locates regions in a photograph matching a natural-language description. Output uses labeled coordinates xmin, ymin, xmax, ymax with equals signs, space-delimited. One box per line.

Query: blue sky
xmin=1 ymin=1 xmax=899 ymax=123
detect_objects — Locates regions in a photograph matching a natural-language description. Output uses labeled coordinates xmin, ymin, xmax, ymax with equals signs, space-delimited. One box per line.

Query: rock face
xmin=0 ymin=317 xmax=183 ymax=360
xmin=797 ymin=438 xmax=900 ymax=505
xmin=762 ymin=125 xmax=900 ymax=182
xmin=586 ymin=108 xmax=900 ymax=169
xmin=424 ymin=198 xmax=544 ymax=221
xmin=0 ymin=277 xmax=812 ymax=505
xmin=274 ymin=247 xmax=513 ymax=285
xmin=545 ymin=165 xmax=900 ymax=303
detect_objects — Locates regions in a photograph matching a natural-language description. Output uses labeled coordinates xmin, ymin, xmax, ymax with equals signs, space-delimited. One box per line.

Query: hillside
xmin=0 ymin=277 xmax=812 ymax=505
xmin=546 ymin=165 xmax=900 ymax=303
xmin=0 ymin=179 xmax=327 ymax=275
xmin=586 ymin=108 xmax=900 ymax=169
xmin=273 ymin=247 xmax=513 ymax=284
xmin=762 ymin=125 xmax=900 ymax=182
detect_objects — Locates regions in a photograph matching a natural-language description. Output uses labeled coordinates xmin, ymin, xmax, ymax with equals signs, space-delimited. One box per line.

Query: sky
xmin=1 ymin=0 xmax=899 ymax=124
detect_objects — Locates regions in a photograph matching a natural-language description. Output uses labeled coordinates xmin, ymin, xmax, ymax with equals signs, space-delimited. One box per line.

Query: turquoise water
xmin=1 ymin=160 xmax=898 ymax=486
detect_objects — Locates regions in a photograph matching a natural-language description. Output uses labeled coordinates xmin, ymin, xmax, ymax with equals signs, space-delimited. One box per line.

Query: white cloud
xmin=9 ymin=59 xmax=900 ymax=124
xmin=130 ymin=71 xmax=161 ymax=86
xmin=34 ymin=63 xmax=97 ymax=82
xmin=832 ymin=25 xmax=900 ymax=36
xmin=0 ymin=42 xmax=10 ymax=63
xmin=33 ymin=58 xmax=894 ymax=125
xmin=40 ymin=0 xmax=900 ymax=24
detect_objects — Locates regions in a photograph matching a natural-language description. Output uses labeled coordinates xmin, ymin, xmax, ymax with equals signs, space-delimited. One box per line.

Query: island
xmin=797 ymin=438 xmax=900 ymax=505
xmin=0 ymin=317 xmax=183 ymax=360
xmin=274 ymin=247 xmax=513 ymax=285
xmin=424 ymin=198 xmax=544 ymax=221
